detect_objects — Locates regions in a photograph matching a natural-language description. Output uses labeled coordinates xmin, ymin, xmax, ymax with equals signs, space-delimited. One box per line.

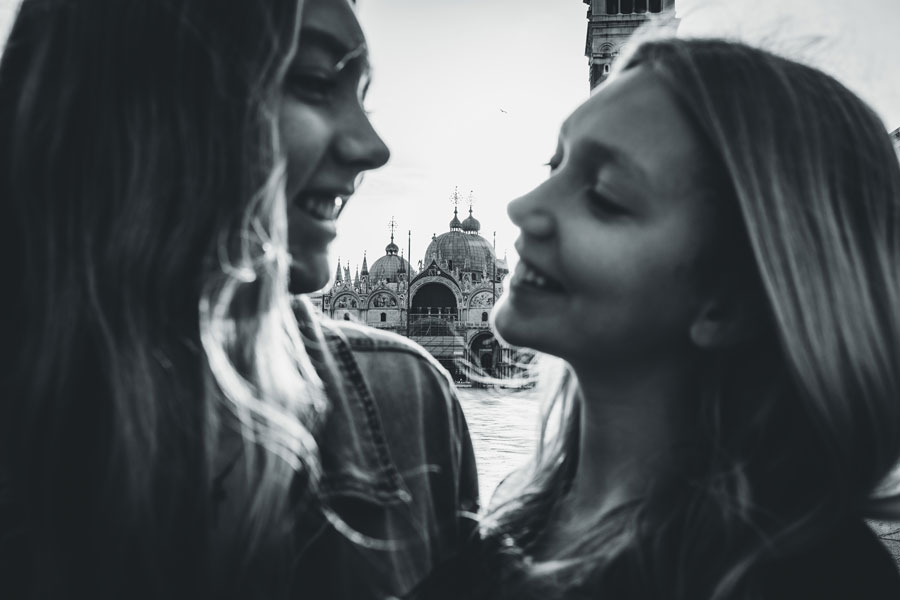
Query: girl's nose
xmin=335 ymin=105 xmax=391 ymax=171
xmin=507 ymin=191 xmax=555 ymax=239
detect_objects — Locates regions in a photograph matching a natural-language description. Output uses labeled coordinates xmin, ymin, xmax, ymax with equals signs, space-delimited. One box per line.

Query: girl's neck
xmin=563 ymin=360 xmax=699 ymax=521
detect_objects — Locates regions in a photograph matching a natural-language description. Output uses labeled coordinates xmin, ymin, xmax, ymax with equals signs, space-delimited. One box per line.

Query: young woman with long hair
xmin=1 ymin=1 xmax=478 ymax=598
xmin=0 ymin=0 xmax=372 ymax=597
xmin=418 ymin=37 xmax=900 ymax=599
xmin=278 ymin=2 xmax=478 ymax=599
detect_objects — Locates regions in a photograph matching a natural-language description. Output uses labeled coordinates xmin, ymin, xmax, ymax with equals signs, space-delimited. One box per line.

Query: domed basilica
xmin=312 ymin=195 xmax=514 ymax=381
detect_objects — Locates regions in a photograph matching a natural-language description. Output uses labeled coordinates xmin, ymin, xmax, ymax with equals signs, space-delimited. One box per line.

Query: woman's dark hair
xmin=482 ymin=38 xmax=900 ymax=600
xmin=1 ymin=1 xmax=326 ymax=598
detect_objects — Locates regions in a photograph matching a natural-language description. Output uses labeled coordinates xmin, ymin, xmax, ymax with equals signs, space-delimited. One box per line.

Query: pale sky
xmin=1 ymin=0 xmax=898 ymax=282
xmin=355 ymin=0 xmax=900 ymax=279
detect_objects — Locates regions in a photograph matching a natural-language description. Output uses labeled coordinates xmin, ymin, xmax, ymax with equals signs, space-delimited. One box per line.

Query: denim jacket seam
xmin=324 ymin=320 xmax=439 ymax=358
xmin=344 ymin=342 xmax=442 ymax=365
xmin=326 ymin=327 xmax=413 ymax=503
xmin=320 ymin=475 xmax=408 ymax=500
xmin=331 ymin=327 xmax=455 ymax=386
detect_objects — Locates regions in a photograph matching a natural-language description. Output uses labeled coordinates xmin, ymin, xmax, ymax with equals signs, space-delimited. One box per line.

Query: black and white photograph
xmin=3 ymin=0 xmax=900 ymax=598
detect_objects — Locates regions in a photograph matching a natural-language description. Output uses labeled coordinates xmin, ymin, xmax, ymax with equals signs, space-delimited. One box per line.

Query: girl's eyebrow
xmin=299 ymin=27 xmax=370 ymax=75
xmin=299 ymin=27 xmax=355 ymax=58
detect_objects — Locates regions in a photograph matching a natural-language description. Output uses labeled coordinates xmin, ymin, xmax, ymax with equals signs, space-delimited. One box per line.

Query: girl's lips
xmin=288 ymin=203 xmax=338 ymax=244
xmin=293 ymin=192 xmax=347 ymax=221
xmin=511 ymin=259 xmax=565 ymax=292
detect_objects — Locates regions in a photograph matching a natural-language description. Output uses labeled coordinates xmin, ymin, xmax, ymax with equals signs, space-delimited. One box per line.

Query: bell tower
xmin=582 ymin=0 xmax=676 ymax=90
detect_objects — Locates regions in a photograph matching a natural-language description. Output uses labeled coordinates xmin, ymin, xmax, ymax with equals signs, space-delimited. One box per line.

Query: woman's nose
xmin=335 ymin=107 xmax=391 ymax=172
xmin=507 ymin=189 xmax=555 ymax=238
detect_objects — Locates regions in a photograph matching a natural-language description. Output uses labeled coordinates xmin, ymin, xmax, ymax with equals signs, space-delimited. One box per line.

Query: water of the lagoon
xmin=457 ymin=386 xmax=542 ymax=503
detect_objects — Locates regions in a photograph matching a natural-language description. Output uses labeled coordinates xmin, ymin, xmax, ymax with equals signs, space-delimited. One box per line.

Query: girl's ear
xmin=689 ymin=293 xmax=760 ymax=349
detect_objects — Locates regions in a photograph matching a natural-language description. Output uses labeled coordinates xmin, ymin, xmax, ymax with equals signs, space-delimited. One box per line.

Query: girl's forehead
xmin=565 ymin=67 xmax=670 ymax=129
xmin=300 ymin=0 xmax=366 ymax=51
xmin=561 ymin=67 xmax=718 ymax=202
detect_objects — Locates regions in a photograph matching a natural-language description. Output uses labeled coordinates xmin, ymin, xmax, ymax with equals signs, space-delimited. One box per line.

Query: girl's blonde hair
xmin=483 ymin=37 xmax=900 ymax=600
xmin=1 ymin=1 xmax=326 ymax=597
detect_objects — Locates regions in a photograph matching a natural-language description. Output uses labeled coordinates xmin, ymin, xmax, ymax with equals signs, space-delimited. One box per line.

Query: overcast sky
xmin=2 ymin=0 xmax=898 ymax=283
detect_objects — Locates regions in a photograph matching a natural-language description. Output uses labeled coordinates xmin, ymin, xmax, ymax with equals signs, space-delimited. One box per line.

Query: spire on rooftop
xmin=385 ymin=217 xmax=399 ymax=255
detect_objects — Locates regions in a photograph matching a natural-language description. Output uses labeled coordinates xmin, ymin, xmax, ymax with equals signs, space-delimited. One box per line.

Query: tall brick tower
xmin=583 ymin=0 xmax=676 ymax=90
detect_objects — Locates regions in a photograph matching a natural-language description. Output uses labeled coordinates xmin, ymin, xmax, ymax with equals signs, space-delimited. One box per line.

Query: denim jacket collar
xmin=297 ymin=305 xmax=411 ymax=507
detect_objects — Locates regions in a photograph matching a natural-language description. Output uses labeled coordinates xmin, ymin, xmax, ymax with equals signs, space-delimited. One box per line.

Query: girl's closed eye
xmin=285 ymin=71 xmax=338 ymax=103
xmin=587 ymin=188 xmax=629 ymax=217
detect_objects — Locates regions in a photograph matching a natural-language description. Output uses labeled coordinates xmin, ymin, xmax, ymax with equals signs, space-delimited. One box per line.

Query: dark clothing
xmin=0 ymin=315 xmax=478 ymax=600
xmin=293 ymin=316 xmax=479 ymax=600
xmin=411 ymin=519 xmax=900 ymax=599
xmin=760 ymin=520 xmax=900 ymax=599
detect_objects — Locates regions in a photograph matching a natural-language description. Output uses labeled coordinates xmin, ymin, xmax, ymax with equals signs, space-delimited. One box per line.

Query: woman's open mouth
xmin=511 ymin=259 xmax=565 ymax=293
xmin=293 ymin=192 xmax=347 ymax=221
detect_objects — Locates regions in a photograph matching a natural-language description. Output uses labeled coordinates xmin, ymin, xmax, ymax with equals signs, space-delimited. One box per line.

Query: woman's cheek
xmin=278 ymin=101 xmax=333 ymax=194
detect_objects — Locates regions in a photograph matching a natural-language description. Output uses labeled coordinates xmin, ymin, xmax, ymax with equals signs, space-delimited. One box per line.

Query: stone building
xmin=892 ymin=127 xmax=900 ymax=159
xmin=311 ymin=198 xmax=517 ymax=382
xmin=582 ymin=0 xmax=676 ymax=89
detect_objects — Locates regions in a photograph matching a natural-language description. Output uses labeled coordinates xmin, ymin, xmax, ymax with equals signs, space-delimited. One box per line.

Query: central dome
xmin=424 ymin=230 xmax=495 ymax=274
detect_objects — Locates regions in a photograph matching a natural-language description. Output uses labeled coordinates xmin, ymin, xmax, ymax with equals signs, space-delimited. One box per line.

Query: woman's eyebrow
xmin=298 ymin=27 xmax=370 ymax=74
xmin=299 ymin=27 xmax=354 ymax=57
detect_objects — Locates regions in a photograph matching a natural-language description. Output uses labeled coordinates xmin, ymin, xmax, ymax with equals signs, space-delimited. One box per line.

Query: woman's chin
xmin=493 ymin=296 xmax=528 ymax=348
xmin=494 ymin=296 xmax=561 ymax=358
xmin=288 ymin=261 xmax=330 ymax=295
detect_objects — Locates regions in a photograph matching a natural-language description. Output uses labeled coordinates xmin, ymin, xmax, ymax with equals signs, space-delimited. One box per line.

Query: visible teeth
xmin=519 ymin=263 xmax=557 ymax=290
xmin=298 ymin=195 xmax=343 ymax=220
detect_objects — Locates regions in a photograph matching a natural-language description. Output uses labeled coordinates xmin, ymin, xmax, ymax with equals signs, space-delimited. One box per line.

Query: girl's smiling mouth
xmin=511 ymin=258 xmax=565 ymax=293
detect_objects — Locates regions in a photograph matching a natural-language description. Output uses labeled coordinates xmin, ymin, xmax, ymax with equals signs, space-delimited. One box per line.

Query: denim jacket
xmin=292 ymin=315 xmax=480 ymax=600
xmin=0 ymin=314 xmax=478 ymax=599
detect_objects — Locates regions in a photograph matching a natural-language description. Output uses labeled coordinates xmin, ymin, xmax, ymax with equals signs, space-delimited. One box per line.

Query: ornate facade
xmin=310 ymin=201 xmax=517 ymax=382
xmin=582 ymin=0 xmax=676 ymax=89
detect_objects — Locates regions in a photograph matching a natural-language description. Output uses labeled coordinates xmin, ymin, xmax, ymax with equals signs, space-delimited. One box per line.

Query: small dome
xmin=449 ymin=208 xmax=462 ymax=231
xmin=461 ymin=208 xmax=481 ymax=233
xmin=385 ymin=241 xmax=399 ymax=255
xmin=369 ymin=254 xmax=417 ymax=284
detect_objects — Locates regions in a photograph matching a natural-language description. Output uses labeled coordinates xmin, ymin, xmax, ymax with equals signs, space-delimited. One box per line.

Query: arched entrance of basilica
xmin=409 ymin=282 xmax=464 ymax=380
xmin=409 ymin=282 xmax=459 ymax=336
xmin=410 ymin=283 xmax=458 ymax=321
xmin=468 ymin=331 xmax=500 ymax=381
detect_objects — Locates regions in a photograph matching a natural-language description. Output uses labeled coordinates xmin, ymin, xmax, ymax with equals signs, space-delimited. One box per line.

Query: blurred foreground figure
xmin=417 ymin=37 xmax=900 ymax=600
xmin=283 ymin=1 xmax=478 ymax=598
xmin=0 ymin=0 xmax=476 ymax=598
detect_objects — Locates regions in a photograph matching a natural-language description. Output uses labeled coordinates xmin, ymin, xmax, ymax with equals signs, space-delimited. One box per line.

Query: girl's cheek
xmin=278 ymin=103 xmax=333 ymax=192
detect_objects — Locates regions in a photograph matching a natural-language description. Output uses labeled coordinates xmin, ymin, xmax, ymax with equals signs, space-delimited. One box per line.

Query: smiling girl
xmin=464 ymin=38 xmax=900 ymax=600
xmin=1 ymin=0 xmax=478 ymax=598
xmin=0 ymin=0 xmax=357 ymax=598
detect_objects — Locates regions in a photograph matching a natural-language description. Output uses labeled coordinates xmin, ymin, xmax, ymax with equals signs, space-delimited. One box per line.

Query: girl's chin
xmin=288 ymin=260 xmax=330 ymax=294
xmin=492 ymin=301 xmax=529 ymax=347
xmin=493 ymin=300 xmax=557 ymax=357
